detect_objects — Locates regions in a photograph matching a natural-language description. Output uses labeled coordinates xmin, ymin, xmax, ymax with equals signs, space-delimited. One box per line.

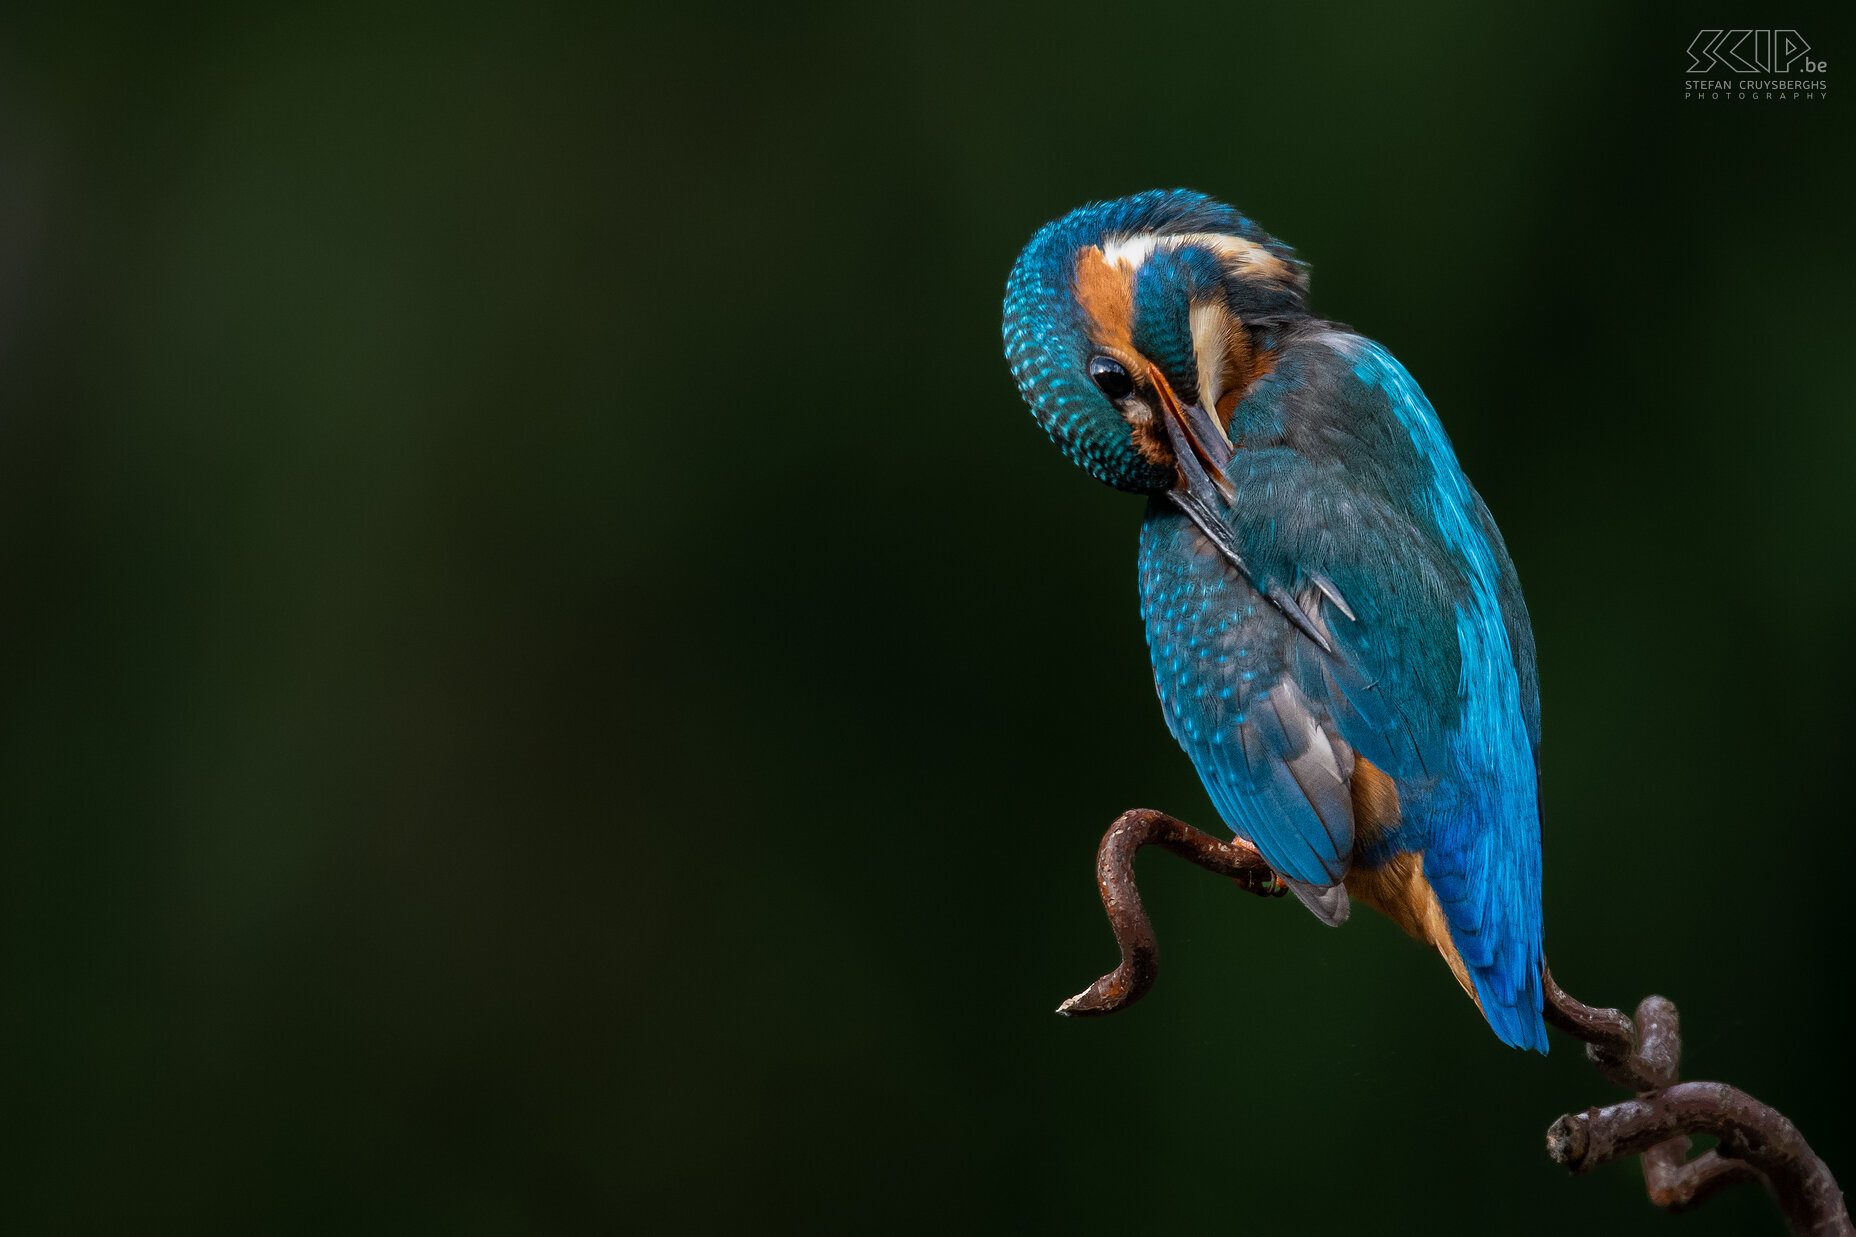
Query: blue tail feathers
xmin=1472 ymin=955 xmax=1548 ymax=1053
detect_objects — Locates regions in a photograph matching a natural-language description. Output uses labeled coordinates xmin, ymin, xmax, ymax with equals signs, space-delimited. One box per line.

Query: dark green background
xmin=3 ymin=4 xmax=1852 ymax=1233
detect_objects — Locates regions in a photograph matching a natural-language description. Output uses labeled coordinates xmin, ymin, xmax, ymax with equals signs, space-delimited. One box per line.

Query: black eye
xmin=1088 ymin=355 xmax=1134 ymax=401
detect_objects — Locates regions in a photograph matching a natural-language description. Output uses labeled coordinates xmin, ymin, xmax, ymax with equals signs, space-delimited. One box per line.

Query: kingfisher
xmin=1002 ymin=190 xmax=1545 ymax=1051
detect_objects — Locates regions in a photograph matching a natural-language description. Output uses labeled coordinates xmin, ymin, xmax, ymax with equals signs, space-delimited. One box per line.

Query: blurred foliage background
xmin=2 ymin=3 xmax=1853 ymax=1232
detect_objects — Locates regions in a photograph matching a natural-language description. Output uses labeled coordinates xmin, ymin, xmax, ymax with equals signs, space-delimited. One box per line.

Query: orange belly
xmin=1342 ymin=758 xmax=1478 ymax=1008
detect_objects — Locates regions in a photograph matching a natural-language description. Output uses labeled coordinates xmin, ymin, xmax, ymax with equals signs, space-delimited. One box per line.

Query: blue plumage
xmin=1004 ymin=191 xmax=1547 ymax=1051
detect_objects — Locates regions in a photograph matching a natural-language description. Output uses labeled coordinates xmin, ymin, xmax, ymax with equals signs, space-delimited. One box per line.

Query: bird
xmin=1001 ymin=189 xmax=1546 ymax=1051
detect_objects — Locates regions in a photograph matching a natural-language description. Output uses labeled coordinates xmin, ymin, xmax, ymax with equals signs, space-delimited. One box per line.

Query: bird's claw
xmin=1236 ymin=870 xmax=1289 ymax=898
xmin=1054 ymin=809 xmax=1284 ymax=1019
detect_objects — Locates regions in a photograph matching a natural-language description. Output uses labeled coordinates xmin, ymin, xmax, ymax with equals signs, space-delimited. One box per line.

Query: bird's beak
xmin=1147 ymin=366 xmax=1255 ymax=594
xmin=1147 ymin=365 xmax=1235 ymax=506
xmin=1147 ymin=366 xmax=1336 ymax=654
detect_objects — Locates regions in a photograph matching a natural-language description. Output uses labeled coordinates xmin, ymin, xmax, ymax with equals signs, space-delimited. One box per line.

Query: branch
xmin=1054 ymin=808 xmax=1283 ymax=1017
xmin=1543 ymin=983 xmax=1851 ymax=1236
xmin=1059 ymin=807 xmax=1851 ymax=1235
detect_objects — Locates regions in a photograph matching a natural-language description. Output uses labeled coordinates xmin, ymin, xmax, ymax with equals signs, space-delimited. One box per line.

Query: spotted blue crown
xmin=1000 ymin=189 xmax=1305 ymax=493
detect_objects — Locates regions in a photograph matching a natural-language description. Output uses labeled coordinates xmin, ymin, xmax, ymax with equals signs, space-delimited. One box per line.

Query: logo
xmin=1686 ymin=30 xmax=1820 ymax=73
xmin=1684 ymin=30 xmax=1828 ymax=100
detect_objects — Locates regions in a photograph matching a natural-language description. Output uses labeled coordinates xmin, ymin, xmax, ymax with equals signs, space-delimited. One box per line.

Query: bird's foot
xmin=1055 ymin=809 xmax=1284 ymax=1018
xmin=1236 ymin=869 xmax=1289 ymax=898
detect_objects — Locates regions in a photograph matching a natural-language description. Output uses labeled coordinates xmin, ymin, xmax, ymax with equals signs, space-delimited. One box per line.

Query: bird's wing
xmin=1156 ymin=331 xmax=1544 ymax=1047
xmin=1142 ymin=330 xmax=1542 ymax=1043
xmin=1139 ymin=501 xmax=1446 ymax=925
xmin=1343 ymin=341 xmax=1543 ymax=1049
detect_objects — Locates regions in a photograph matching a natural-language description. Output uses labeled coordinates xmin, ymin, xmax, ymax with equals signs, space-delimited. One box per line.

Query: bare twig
xmin=1642 ymin=1135 xmax=1761 ymax=1212
xmin=1059 ymin=807 xmax=1851 ymax=1235
xmin=1543 ymin=984 xmax=1851 ymax=1236
xmin=1054 ymin=808 xmax=1283 ymax=1017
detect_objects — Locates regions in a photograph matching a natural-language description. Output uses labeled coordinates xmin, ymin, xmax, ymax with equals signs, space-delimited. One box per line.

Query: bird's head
xmin=1002 ymin=189 xmax=1310 ymax=496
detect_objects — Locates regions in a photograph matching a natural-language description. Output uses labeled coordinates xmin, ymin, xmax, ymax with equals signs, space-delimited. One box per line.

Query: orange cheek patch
xmin=1126 ymin=407 xmax=1172 ymax=468
xmin=1071 ymin=246 xmax=1135 ymax=359
xmin=1197 ymin=233 xmax=1298 ymax=287
xmin=1213 ymin=323 xmax=1279 ymax=437
xmin=1215 ymin=388 xmax=1241 ymax=429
